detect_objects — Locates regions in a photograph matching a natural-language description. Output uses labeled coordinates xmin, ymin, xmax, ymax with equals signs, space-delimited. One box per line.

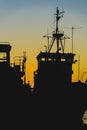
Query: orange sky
xmin=0 ymin=0 xmax=87 ymax=87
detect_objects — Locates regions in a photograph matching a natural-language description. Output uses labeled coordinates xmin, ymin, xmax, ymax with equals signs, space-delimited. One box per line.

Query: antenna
xmin=43 ymin=35 xmax=52 ymax=52
xmin=64 ymin=26 xmax=82 ymax=53
xmin=43 ymin=29 xmax=53 ymax=52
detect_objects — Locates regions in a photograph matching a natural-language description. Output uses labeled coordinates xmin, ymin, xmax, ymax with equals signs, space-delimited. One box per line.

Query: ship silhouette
xmin=0 ymin=7 xmax=87 ymax=130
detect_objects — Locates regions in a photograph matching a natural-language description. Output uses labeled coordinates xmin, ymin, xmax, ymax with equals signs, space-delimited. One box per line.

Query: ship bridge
xmin=37 ymin=52 xmax=75 ymax=63
xmin=0 ymin=43 xmax=11 ymax=66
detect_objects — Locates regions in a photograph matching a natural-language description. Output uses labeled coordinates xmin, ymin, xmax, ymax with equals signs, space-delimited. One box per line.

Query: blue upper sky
xmin=0 ymin=0 xmax=86 ymax=48
xmin=0 ymin=0 xmax=87 ymax=12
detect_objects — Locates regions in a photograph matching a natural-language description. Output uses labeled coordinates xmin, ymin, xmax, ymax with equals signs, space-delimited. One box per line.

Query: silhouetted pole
xmin=72 ymin=27 xmax=74 ymax=53
xmin=78 ymin=55 xmax=80 ymax=81
xmin=43 ymin=35 xmax=52 ymax=52
xmin=23 ymin=51 xmax=26 ymax=85
xmin=65 ymin=26 xmax=82 ymax=53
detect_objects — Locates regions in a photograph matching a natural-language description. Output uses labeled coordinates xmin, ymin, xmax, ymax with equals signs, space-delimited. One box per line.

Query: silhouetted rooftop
xmin=0 ymin=44 xmax=11 ymax=52
xmin=37 ymin=52 xmax=75 ymax=62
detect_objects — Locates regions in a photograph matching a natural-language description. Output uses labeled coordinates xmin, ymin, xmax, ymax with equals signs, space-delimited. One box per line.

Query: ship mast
xmin=48 ymin=7 xmax=64 ymax=53
xmin=34 ymin=7 xmax=76 ymax=94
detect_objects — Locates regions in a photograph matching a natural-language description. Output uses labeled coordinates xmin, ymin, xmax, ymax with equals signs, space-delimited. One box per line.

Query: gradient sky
xmin=0 ymin=0 xmax=87 ymax=86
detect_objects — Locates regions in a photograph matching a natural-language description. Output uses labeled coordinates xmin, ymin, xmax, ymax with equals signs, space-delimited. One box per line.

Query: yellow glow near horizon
xmin=0 ymin=1 xmax=87 ymax=87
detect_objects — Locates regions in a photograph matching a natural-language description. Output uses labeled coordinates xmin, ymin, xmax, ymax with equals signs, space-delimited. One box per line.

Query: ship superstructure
xmin=34 ymin=7 xmax=76 ymax=94
xmin=0 ymin=42 xmax=29 ymax=96
xmin=33 ymin=7 xmax=87 ymax=129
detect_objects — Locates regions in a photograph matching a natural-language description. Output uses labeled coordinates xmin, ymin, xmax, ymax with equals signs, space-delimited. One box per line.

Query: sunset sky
xmin=0 ymin=0 xmax=87 ymax=87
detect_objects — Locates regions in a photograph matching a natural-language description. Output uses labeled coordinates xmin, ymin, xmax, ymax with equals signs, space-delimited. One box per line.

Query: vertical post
xmin=78 ymin=55 xmax=80 ymax=81
xmin=47 ymin=37 xmax=49 ymax=52
xmin=56 ymin=7 xmax=59 ymax=52
xmin=72 ymin=26 xmax=74 ymax=53
xmin=47 ymin=29 xmax=49 ymax=52
xmin=23 ymin=51 xmax=26 ymax=85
